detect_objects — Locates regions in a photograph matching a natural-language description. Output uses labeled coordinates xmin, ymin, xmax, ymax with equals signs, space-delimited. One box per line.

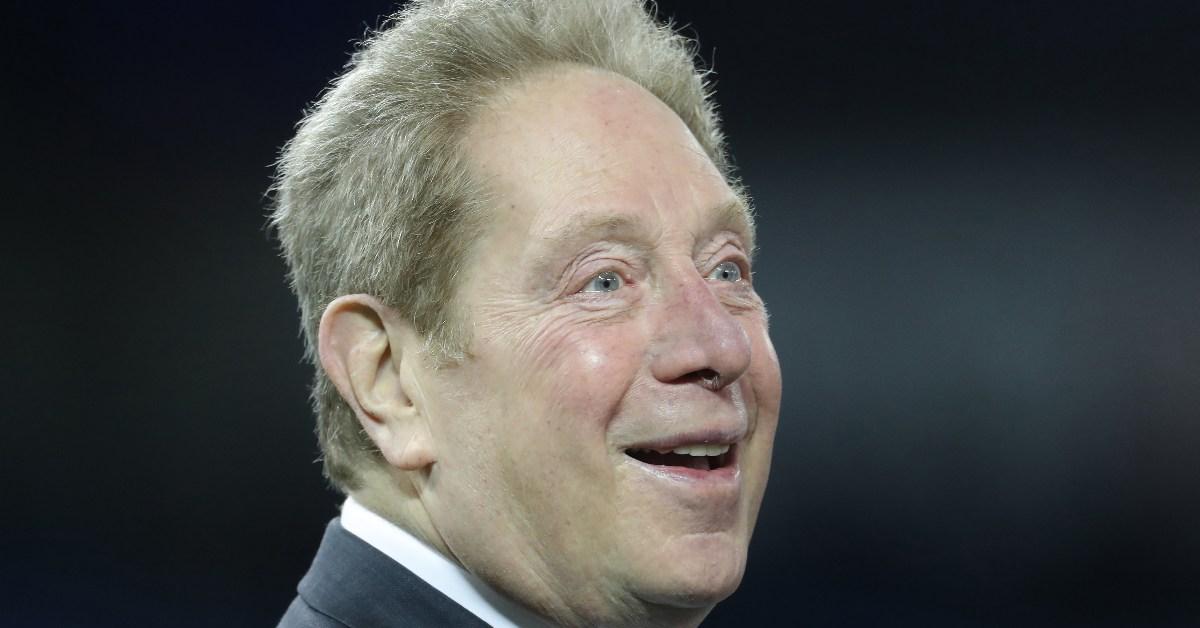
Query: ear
xmin=317 ymin=294 xmax=435 ymax=471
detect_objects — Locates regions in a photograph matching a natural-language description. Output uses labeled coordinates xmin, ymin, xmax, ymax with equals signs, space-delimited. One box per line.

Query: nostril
xmin=683 ymin=368 xmax=722 ymax=389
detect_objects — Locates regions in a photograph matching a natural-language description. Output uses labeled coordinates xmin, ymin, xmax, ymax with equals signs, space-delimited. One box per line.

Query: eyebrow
xmin=535 ymin=197 xmax=756 ymax=255
xmin=712 ymin=197 xmax=756 ymax=253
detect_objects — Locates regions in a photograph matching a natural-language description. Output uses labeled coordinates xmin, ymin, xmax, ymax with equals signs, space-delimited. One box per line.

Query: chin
xmin=632 ymin=532 xmax=748 ymax=610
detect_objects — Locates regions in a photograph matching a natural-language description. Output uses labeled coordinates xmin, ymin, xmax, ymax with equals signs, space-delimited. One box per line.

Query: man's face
xmin=416 ymin=67 xmax=781 ymax=624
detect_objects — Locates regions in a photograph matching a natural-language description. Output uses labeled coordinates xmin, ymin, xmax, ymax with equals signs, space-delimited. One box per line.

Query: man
xmin=272 ymin=1 xmax=781 ymax=626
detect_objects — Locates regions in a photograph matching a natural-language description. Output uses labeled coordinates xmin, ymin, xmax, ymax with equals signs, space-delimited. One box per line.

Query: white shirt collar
xmin=339 ymin=496 xmax=551 ymax=628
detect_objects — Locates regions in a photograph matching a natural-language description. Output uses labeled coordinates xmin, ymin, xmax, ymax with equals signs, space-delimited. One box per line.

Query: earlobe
xmin=318 ymin=295 xmax=437 ymax=471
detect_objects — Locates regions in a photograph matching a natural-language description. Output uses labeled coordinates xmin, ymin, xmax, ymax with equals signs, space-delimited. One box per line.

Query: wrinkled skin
xmin=413 ymin=66 xmax=782 ymax=627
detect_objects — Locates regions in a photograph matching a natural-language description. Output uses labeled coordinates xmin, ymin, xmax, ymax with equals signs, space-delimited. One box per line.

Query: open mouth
xmin=625 ymin=444 xmax=734 ymax=472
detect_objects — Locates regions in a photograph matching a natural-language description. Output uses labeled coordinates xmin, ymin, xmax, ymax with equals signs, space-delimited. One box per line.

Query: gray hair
xmin=270 ymin=0 xmax=734 ymax=491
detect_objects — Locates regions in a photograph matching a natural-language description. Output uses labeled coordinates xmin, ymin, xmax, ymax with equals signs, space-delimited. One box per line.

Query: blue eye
xmin=708 ymin=261 xmax=742 ymax=282
xmin=583 ymin=271 xmax=623 ymax=293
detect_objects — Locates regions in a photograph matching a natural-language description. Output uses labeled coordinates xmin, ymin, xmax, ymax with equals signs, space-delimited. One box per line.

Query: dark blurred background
xmin=5 ymin=1 xmax=1198 ymax=626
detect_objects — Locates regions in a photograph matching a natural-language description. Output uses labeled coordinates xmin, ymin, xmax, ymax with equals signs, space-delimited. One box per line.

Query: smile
xmin=625 ymin=443 xmax=735 ymax=472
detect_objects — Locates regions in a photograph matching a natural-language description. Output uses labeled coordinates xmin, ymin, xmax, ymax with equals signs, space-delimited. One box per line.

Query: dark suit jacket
xmin=278 ymin=518 xmax=491 ymax=628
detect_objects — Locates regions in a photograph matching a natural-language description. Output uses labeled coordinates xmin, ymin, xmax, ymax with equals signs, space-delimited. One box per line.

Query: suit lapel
xmin=297 ymin=519 xmax=491 ymax=628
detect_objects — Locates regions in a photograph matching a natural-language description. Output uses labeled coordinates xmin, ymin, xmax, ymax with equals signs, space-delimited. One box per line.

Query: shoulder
xmin=278 ymin=518 xmax=491 ymax=628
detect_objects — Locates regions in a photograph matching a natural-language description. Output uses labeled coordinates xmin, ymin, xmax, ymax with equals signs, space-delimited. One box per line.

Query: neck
xmin=350 ymin=466 xmax=453 ymax=559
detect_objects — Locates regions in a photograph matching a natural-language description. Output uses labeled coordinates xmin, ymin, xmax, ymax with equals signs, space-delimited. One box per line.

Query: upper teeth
xmin=668 ymin=444 xmax=730 ymax=457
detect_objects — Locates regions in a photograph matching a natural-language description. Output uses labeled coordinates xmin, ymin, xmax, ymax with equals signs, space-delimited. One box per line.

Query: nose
xmin=649 ymin=268 xmax=752 ymax=389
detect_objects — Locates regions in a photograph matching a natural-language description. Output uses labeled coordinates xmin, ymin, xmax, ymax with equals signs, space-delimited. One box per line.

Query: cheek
xmin=743 ymin=322 xmax=781 ymax=487
xmin=494 ymin=312 xmax=647 ymax=428
xmin=472 ymin=320 xmax=648 ymax=533
xmin=745 ymin=317 xmax=782 ymax=411
xmin=568 ymin=335 xmax=644 ymax=410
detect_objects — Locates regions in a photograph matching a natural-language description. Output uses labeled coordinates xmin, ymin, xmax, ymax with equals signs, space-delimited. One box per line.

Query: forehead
xmin=464 ymin=65 xmax=752 ymax=247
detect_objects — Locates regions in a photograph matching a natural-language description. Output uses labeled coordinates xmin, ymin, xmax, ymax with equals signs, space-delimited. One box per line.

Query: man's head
xmin=272 ymin=0 xmax=731 ymax=492
xmin=273 ymin=1 xmax=780 ymax=625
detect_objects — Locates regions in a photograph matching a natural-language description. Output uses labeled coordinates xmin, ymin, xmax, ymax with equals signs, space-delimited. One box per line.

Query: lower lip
xmin=622 ymin=446 xmax=741 ymax=488
xmin=630 ymin=459 xmax=739 ymax=483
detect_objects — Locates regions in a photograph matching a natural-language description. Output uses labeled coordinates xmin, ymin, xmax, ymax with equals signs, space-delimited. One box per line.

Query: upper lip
xmin=623 ymin=426 xmax=746 ymax=453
